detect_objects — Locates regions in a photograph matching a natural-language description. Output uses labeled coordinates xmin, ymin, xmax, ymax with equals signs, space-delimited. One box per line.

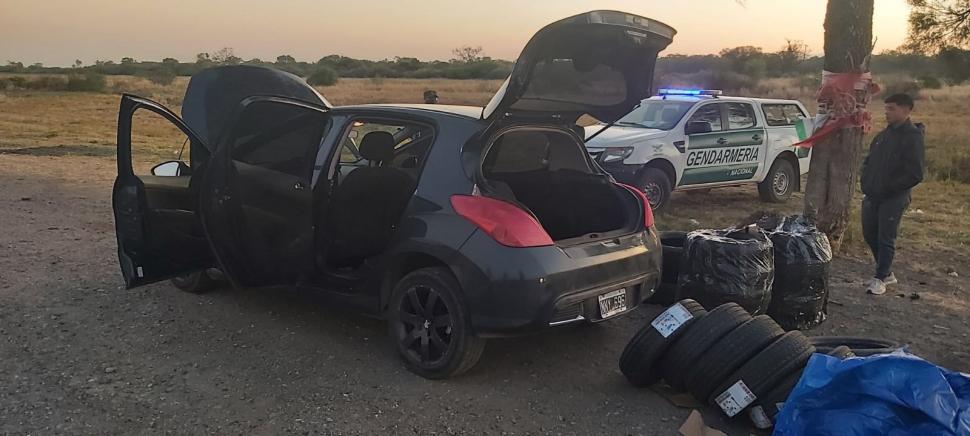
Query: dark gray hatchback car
xmin=112 ymin=10 xmax=675 ymax=378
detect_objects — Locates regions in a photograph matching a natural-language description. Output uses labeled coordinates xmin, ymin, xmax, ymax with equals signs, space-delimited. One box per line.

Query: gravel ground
xmin=1 ymin=153 xmax=967 ymax=435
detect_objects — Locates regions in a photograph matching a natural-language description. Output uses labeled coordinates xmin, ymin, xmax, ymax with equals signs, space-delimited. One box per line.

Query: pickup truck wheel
xmin=387 ymin=267 xmax=486 ymax=379
xmin=170 ymin=271 xmax=219 ymax=294
xmin=758 ymin=159 xmax=796 ymax=203
xmin=636 ymin=168 xmax=673 ymax=212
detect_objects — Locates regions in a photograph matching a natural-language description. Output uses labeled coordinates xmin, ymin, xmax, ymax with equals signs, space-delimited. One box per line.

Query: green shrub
xmin=7 ymin=76 xmax=27 ymax=88
xmin=656 ymin=70 xmax=756 ymax=93
xmin=139 ymin=68 xmax=177 ymax=86
xmin=917 ymin=76 xmax=943 ymax=89
xmin=66 ymin=71 xmax=107 ymax=92
xmin=22 ymin=76 xmax=68 ymax=91
xmin=880 ymin=79 xmax=921 ymax=99
xmin=307 ymin=67 xmax=339 ymax=86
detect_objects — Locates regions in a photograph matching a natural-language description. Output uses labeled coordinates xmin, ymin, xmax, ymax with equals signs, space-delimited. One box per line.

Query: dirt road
xmin=2 ymin=153 xmax=967 ymax=435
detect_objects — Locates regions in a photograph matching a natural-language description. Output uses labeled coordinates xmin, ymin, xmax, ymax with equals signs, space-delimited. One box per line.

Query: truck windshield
xmin=614 ymin=100 xmax=694 ymax=130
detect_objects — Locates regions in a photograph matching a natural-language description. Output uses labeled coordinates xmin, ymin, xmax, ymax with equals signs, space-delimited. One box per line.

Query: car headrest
xmin=359 ymin=131 xmax=394 ymax=162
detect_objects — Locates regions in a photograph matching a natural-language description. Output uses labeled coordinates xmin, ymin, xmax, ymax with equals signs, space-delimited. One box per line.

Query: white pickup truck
xmin=585 ymin=89 xmax=811 ymax=211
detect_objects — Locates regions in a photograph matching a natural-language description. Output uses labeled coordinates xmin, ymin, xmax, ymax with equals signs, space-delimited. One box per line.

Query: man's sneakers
xmin=866 ymin=278 xmax=887 ymax=295
xmin=866 ymin=273 xmax=898 ymax=295
xmin=882 ymin=273 xmax=898 ymax=285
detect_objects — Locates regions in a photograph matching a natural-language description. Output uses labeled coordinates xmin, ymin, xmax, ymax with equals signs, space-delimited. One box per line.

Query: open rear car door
xmin=113 ymin=65 xmax=333 ymax=289
xmin=197 ymin=95 xmax=331 ymax=288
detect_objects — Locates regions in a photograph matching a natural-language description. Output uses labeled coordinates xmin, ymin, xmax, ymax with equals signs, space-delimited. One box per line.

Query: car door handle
xmin=716 ymin=137 xmax=728 ymax=145
xmin=752 ymin=134 xmax=762 ymax=141
xmin=293 ymin=181 xmax=306 ymax=191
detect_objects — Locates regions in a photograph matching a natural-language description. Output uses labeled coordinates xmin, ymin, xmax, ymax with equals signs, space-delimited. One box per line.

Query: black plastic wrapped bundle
xmin=676 ymin=227 xmax=774 ymax=314
xmin=764 ymin=215 xmax=833 ymax=330
xmin=649 ymin=231 xmax=688 ymax=305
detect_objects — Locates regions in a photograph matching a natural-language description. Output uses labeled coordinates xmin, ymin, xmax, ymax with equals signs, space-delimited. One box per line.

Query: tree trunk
xmin=803 ymin=0 xmax=874 ymax=252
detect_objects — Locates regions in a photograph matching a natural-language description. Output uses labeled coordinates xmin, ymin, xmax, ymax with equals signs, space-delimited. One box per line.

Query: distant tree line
xmin=3 ymin=43 xmax=970 ymax=88
xmin=0 ymin=46 xmax=514 ymax=85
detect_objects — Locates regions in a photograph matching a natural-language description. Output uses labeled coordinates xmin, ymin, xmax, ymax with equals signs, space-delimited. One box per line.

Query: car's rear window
xmin=483 ymin=129 xmax=591 ymax=175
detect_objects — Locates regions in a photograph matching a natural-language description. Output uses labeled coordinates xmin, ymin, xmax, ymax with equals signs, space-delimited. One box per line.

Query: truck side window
xmin=782 ymin=104 xmax=806 ymax=122
xmin=687 ymin=104 xmax=722 ymax=132
xmin=762 ymin=104 xmax=806 ymax=126
xmin=726 ymin=103 xmax=756 ymax=130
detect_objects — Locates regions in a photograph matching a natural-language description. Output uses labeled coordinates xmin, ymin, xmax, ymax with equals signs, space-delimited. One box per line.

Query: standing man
xmin=860 ymin=93 xmax=925 ymax=295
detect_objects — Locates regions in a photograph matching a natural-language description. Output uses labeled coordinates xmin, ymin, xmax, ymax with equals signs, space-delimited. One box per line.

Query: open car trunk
xmin=482 ymin=128 xmax=639 ymax=244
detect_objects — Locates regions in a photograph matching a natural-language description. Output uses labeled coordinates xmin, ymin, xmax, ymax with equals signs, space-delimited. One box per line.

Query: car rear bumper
xmin=453 ymin=228 xmax=662 ymax=337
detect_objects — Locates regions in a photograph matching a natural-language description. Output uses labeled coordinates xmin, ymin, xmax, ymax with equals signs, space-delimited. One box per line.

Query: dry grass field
xmin=2 ymin=74 xmax=969 ymax=264
xmin=1 ymin=74 xmax=967 ymax=263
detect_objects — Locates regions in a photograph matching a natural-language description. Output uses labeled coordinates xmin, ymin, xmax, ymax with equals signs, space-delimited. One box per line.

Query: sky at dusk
xmin=1 ymin=0 xmax=912 ymax=67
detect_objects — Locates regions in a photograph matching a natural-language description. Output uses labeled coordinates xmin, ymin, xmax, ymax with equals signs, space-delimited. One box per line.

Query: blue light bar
xmin=658 ymin=88 xmax=723 ymax=96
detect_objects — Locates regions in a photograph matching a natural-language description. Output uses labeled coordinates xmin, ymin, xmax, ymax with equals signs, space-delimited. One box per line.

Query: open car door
xmin=198 ymin=96 xmax=332 ymax=288
xmin=112 ymin=95 xmax=213 ymax=288
xmin=482 ymin=10 xmax=676 ymax=124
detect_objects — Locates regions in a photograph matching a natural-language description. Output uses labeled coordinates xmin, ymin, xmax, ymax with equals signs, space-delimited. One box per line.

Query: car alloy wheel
xmin=396 ymin=284 xmax=454 ymax=366
xmin=388 ymin=267 xmax=486 ymax=379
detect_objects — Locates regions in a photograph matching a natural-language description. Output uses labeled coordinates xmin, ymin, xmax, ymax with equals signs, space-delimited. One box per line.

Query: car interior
xmin=323 ymin=118 xmax=434 ymax=267
xmin=482 ymin=128 xmax=638 ymax=242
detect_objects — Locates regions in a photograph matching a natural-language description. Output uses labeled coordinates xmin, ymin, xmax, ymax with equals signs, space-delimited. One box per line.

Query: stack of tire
xmin=619 ymin=299 xmax=901 ymax=429
xmin=656 ymin=217 xmax=833 ymax=331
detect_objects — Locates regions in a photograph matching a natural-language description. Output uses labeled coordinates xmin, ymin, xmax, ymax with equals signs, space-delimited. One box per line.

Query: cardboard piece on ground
xmin=652 ymin=383 xmax=704 ymax=408
xmin=679 ymin=410 xmax=727 ymax=436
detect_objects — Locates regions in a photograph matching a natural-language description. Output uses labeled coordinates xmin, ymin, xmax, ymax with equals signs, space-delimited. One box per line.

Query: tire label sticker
xmin=715 ymin=379 xmax=757 ymax=417
xmin=748 ymin=405 xmax=772 ymax=429
xmin=650 ymin=303 xmax=693 ymax=338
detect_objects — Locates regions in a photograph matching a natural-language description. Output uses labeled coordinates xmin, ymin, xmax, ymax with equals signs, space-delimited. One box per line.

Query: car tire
xmin=170 ymin=270 xmax=220 ymax=294
xmin=636 ymin=167 xmax=673 ymax=213
xmin=387 ymin=267 xmax=486 ymax=379
xmin=808 ymin=336 xmax=902 ymax=357
xmin=684 ymin=315 xmax=785 ymax=403
xmin=758 ymin=159 xmax=796 ymax=203
xmin=619 ymin=299 xmax=706 ymax=387
xmin=709 ymin=331 xmax=815 ymax=413
xmin=747 ymin=345 xmax=855 ymax=428
xmin=659 ymin=303 xmax=751 ymax=392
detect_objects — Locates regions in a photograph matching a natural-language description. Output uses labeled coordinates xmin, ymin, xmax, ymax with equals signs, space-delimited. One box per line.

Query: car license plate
xmin=597 ymin=288 xmax=628 ymax=319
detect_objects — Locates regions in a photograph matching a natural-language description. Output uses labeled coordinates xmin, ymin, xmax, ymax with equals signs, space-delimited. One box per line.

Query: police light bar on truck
xmin=657 ymin=88 xmax=722 ymax=97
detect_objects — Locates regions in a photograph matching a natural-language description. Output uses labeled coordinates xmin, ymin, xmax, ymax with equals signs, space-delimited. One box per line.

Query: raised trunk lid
xmin=482 ymin=10 xmax=675 ymax=124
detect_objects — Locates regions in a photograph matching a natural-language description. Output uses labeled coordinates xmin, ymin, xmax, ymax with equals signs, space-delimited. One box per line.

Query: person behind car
xmin=423 ymin=90 xmax=439 ymax=104
xmin=860 ymin=93 xmax=925 ymax=295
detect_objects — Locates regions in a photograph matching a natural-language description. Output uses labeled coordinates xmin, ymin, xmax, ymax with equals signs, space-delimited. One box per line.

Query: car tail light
xmin=451 ymin=194 xmax=554 ymax=248
xmin=617 ymin=183 xmax=655 ymax=229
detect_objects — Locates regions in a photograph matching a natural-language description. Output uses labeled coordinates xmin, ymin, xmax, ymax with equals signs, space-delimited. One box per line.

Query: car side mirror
xmin=151 ymin=160 xmax=188 ymax=177
xmin=685 ymin=121 xmax=713 ymax=135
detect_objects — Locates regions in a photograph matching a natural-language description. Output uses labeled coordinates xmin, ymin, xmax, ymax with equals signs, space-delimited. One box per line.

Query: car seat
xmin=325 ymin=131 xmax=416 ymax=266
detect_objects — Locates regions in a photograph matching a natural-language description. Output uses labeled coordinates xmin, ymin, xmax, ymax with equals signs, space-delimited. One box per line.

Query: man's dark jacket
xmin=860 ymin=119 xmax=925 ymax=200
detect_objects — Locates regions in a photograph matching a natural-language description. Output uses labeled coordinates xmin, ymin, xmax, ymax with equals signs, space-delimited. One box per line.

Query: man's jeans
xmin=862 ymin=192 xmax=911 ymax=279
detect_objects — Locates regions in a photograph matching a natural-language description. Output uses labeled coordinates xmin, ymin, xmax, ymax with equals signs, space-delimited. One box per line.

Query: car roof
xmin=645 ymin=95 xmax=803 ymax=105
xmin=335 ymin=103 xmax=485 ymax=119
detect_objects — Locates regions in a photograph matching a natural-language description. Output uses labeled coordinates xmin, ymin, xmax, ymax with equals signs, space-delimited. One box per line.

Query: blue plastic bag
xmin=774 ymin=351 xmax=970 ymax=436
